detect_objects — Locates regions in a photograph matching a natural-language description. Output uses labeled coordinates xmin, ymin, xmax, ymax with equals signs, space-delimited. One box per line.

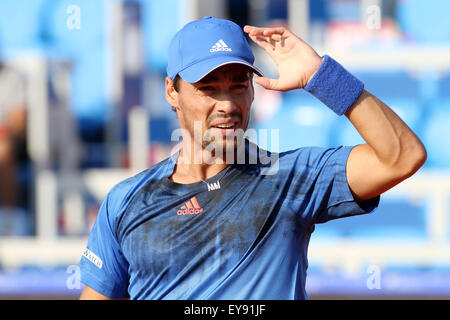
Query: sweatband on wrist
xmin=304 ymin=55 xmax=364 ymax=116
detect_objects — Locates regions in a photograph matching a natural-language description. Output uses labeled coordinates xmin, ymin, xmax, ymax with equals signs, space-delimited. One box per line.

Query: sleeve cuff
xmin=80 ymin=270 xmax=129 ymax=299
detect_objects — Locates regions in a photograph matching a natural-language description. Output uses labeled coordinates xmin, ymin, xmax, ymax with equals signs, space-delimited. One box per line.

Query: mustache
xmin=206 ymin=111 xmax=242 ymax=126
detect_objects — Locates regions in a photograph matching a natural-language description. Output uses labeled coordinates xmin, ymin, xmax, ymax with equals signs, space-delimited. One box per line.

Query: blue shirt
xmin=79 ymin=141 xmax=379 ymax=299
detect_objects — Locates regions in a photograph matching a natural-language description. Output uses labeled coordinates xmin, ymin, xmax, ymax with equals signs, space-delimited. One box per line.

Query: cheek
xmin=178 ymin=96 xmax=212 ymax=129
xmin=238 ymin=92 xmax=253 ymax=117
xmin=240 ymin=85 xmax=254 ymax=106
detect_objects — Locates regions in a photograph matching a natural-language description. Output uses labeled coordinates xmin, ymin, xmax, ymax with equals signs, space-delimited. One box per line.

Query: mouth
xmin=209 ymin=121 xmax=240 ymax=136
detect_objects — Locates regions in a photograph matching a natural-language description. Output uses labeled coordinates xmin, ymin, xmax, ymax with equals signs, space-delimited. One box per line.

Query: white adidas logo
xmin=210 ymin=40 xmax=232 ymax=52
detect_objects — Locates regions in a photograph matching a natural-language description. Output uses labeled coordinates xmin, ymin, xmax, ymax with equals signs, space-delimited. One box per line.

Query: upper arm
xmin=346 ymin=144 xmax=419 ymax=202
xmin=290 ymin=146 xmax=379 ymax=224
xmin=344 ymin=91 xmax=427 ymax=202
xmin=80 ymin=285 xmax=114 ymax=300
xmin=79 ymin=191 xmax=130 ymax=298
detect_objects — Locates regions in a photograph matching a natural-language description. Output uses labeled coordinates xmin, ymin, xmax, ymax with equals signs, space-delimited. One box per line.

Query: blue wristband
xmin=304 ymin=55 xmax=364 ymax=116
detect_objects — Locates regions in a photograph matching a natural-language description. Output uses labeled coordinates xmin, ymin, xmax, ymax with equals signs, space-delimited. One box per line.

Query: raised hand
xmin=243 ymin=25 xmax=323 ymax=91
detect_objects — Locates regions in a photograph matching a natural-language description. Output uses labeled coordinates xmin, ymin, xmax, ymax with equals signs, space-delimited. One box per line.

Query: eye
xmin=198 ymin=86 xmax=214 ymax=92
xmin=232 ymin=84 xmax=248 ymax=91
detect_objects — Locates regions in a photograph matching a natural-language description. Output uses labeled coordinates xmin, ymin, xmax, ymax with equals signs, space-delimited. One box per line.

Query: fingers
xmin=253 ymin=76 xmax=282 ymax=91
xmin=248 ymin=34 xmax=287 ymax=61
xmin=248 ymin=34 xmax=274 ymax=52
xmin=243 ymin=25 xmax=286 ymax=37
xmin=245 ymin=25 xmax=288 ymax=53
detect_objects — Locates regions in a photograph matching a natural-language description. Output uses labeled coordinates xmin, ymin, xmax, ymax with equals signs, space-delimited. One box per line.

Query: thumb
xmin=253 ymin=76 xmax=282 ymax=91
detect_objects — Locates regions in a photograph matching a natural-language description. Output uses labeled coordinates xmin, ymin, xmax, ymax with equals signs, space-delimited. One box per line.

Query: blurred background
xmin=0 ymin=0 xmax=449 ymax=299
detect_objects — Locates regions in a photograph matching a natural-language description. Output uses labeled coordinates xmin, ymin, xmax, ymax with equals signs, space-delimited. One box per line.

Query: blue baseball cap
xmin=167 ymin=16 xmax=263 ymax=83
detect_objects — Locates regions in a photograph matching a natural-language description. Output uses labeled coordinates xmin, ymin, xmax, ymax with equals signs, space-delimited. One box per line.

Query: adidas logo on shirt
xmin=177 ymin=196 xmax=204 ymax=215
xmin=210 ymin=40 xmax=232 ymax=52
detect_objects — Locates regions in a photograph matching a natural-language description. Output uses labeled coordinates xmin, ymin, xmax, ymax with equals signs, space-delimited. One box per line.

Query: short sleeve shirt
xmin=79 ymin=141 xmax=379 ymax=299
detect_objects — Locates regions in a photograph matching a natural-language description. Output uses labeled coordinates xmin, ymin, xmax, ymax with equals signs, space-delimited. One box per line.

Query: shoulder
xmin=246 ymin=137 xmax=351 ymax=166
xmin=103 ymin=157 xmax=173 ymax=218
xmin=279 ymin=145 xmax=353 ymax=164
xmin=262 ymin=144 xmax=354 ymax=176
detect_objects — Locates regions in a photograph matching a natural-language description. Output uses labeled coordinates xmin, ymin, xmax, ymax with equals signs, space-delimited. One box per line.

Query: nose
xmin=214 ymin=91 xmax=239 ymax=114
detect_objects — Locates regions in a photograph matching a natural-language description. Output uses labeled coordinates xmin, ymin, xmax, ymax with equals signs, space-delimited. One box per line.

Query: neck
xmin=171 ymin=145 xmax=231 ymax=184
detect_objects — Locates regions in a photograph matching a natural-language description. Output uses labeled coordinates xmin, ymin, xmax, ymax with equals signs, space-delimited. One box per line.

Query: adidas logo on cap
xmin=210 ymin=39 xmax=232 ymax=52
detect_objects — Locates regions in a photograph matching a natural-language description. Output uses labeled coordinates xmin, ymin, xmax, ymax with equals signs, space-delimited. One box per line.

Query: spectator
xmin=0 ymin=61 xmax=29 ymax=235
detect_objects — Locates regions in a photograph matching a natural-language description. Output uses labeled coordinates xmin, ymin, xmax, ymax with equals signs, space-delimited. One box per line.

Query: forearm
xmin=345 ymin=90 xmax=427 ymax=176
xmin=244 ymin=24 xmax=427 ymax=200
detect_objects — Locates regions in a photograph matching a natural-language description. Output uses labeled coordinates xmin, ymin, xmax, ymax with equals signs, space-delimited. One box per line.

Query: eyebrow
xmin=231 ymin=73 xmax=251 ymax=82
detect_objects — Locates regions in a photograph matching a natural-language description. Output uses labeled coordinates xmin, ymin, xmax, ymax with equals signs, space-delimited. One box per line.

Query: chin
xmin=205 ymin=135 xmax=247 ymax=164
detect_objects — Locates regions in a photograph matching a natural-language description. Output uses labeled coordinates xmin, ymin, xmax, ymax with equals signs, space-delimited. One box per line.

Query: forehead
xmin=196 ymin=64 xmax=252 ymax=83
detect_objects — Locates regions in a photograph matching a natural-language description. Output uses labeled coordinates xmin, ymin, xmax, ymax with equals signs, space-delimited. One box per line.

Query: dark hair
xmin=171 ymin=74 xmax=181 ymax=112
xmin=173 ymin=74 xmax=181 ymax=92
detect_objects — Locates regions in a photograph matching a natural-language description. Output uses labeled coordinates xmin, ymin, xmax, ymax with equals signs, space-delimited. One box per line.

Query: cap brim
xmin=178 ymin=56 xmax=263 ymax=83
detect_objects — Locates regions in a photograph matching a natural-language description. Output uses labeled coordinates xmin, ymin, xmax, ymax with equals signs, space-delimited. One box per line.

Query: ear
xmin=165 ymin=76 xmax=179 ymax=110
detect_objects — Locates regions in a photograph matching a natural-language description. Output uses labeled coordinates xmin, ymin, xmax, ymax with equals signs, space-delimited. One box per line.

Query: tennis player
xmin=79 ymin=17 xmax=426 ymax=299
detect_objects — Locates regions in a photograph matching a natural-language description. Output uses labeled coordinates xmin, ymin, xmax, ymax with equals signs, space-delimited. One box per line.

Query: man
xmin=79 ymin=17 xmax=426 ymax=299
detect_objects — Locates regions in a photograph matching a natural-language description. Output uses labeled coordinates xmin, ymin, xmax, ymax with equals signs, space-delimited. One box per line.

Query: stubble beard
xmin=200 ymin=129 xmax=245 ymax=165
xmin=186 ymin=119 xmax=247 ymax=165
